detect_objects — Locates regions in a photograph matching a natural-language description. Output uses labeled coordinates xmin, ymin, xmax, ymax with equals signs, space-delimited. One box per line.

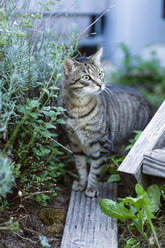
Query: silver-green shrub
xmin=0 ymin=0 xmax=78 ymax=203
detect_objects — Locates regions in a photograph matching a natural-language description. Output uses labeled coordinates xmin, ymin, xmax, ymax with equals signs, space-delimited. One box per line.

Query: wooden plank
xmin=61 ymin=182 xmax=118 ymax=248
xmin=143 ymin=148 xmax=165 ymax=178
xmin=117 ymin=101 xmax=165 ymax=190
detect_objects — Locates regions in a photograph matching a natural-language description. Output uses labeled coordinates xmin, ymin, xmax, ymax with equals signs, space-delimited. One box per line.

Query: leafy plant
xmin=124 ymin=237 xmax=140 ymax=248
xmin=100 ymin=155 xmax=125 ymax=183
xmin=126 ymin=130 xmax=142 ymax=151
xmin=0 ymin=217 xmax=19 ymax=232
xmin=99 ymin=184 xmax=161 ymax=248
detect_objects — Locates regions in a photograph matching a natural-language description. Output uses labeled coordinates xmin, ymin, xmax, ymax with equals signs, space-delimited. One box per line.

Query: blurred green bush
xmin=109 ymin=43 xmax=165 ymax=107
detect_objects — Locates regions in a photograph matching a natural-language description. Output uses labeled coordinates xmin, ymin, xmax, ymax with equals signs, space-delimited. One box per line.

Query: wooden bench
xmin=118 ymin=100 xmax=165 ymax=191
xmin=61 ymin=182 xmax=118 ymax=248
xmin=143 ymin=148 xmax=165 ymax=178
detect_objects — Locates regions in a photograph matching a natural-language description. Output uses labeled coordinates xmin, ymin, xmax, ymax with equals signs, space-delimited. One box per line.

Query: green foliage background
xmin=109 ymin=43 xmax=165 ymax=107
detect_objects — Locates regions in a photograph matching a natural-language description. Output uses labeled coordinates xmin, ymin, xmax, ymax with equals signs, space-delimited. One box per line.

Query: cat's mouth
xmin=97 ymin=84 xmax=105 ymax=93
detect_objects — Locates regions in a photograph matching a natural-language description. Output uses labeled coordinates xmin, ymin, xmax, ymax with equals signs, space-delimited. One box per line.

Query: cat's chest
xmin=66 ymin=118 xmax=90 ymax=153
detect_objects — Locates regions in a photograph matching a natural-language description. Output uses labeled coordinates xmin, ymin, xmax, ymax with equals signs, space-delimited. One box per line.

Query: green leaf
xmin=142 ymin=204 xmax=156 ymax=220
xmin=135 ymin=184 xmax=145 ymax=197
xmin=38 ymin=1 xmax=51 ymax=11
xmin=109 ymin=167 xmax=118 ymax=174
xmin=55 ymin=106 xmax=66 ymax=112
xmin=147 ymin=184 xmax=160 ymax=213
xmin=124 ymin=196 xmax=144 ymax=210
xmin=109 ymin=155 xmax=125 ymax=167
xmin=100 ymin=165 xmax=109 ymax=178
xmin=43 ymin=88 xmax=49 ymax=95
xmin=107 ymin=174 xmax=120 ymax=183
xmin=57 ymin=118 xmax=65 ymax=124
xmin=48 ymin=0 xmax=55 ymax=5
xmin=99 ymin=199 xmax=137 ymax=220
xmin=46 ymin=124 xmax=56 ymax=129
xmin=126 ymin=131 xmax=142 ymax=150
xmin=30 ymin=112 xmax=38 ymax=118
xmin=125 ymin=144 xmax=133 ymax=151
xmin=38 ymin=234 xmax=51 ymax=248
xmin=125 ymin=237 xmax=138 ymax=248
xmin=135 ymin=184 xmax=154 ymax=219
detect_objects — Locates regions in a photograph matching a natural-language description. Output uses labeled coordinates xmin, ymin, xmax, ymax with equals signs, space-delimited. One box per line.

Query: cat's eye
xmin=98 ymin=72 xmax=104 ymax=78
xmin=82 ymin=75 xmax=91 ymax=81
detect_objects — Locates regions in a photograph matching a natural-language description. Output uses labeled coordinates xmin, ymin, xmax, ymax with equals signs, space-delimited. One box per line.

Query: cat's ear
xmin=63 ymin=57 xmax=79 ymax=76
xmin=90 ymin=47 xmax=103 ymax=64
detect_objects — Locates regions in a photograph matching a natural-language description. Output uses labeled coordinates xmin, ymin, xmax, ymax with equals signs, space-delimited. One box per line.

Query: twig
xmin=33 ymin=125 xmax=73 ymax=154
xmin=17 ymin=215 xmax=29 ymax=222
xmin=24 ymin=227 xmax=41 ymax=235
xmin=21 ymin=190 xmax=57 ymax=201
xmin=0 ymin=226 xmax=11 ymax=230
xmin=48 ymin=237 xmax=61 ymax=241
xmin=7 ymin=190 xmax=57 ymax=203
xmin=77 ymin=32 xmax=96 ymax=40
xmin=78 ymin=5 xmax=115 ymax=40
xmin=14 ymin=232 xmax=37 ymax=244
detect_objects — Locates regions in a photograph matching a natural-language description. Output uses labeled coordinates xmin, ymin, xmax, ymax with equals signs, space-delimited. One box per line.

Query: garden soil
xmin=0 ymin=185 xmax=71 ymax=248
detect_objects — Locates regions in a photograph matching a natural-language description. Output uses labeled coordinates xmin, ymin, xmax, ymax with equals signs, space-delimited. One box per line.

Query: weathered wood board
xmin=118 ymin=100 xmax=165 ymax=190
xmin=143 ymin=148 xmax=165 ymax=178
xmin=60 ymin=182 xmax=118 ymax=248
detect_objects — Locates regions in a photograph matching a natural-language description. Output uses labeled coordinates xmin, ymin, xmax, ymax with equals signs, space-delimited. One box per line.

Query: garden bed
xmin=0 ymin=184 xmax=71 ymax=248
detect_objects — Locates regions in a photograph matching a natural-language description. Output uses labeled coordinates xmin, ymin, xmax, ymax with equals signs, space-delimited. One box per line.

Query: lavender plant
xmin=0 ymin=0 xmax=78 ymax=204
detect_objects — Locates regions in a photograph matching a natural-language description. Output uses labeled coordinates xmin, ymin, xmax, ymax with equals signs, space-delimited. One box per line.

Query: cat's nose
xmin=95 ymin=80 xmax=103 ymax=87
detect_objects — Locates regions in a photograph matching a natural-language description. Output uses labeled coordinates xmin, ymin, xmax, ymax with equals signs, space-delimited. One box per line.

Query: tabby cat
xmin=59 ymin=48 xmax=153 ymax=197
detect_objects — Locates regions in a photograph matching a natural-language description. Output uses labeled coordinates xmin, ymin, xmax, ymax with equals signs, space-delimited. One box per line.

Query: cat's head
xmin=63 ymin=48 xmax=105 ymax=95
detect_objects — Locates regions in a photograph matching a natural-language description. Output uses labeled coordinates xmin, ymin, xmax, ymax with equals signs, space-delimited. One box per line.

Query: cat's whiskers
xmin=104 ymin=86 xmax=113 ymax=97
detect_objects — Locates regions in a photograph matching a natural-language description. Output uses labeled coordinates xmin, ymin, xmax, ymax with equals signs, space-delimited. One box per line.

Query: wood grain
xmin=143 ymin=148 xmax=165 ymax=178
xmin=60 ymin=182 xmax=118 ymax=248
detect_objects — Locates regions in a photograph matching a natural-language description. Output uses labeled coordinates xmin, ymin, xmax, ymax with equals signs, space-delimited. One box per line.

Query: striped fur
xmin=59 ymin=49 xmax=153 ymax=197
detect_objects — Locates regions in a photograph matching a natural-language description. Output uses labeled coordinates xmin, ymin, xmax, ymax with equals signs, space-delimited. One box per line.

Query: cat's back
xmin=102 ymin=84 xmax=152 ymax=111
xmin=102 ymin=84 xmax=146 ymax=100
xmin=101 ymin=84 xmax=153 ymax=144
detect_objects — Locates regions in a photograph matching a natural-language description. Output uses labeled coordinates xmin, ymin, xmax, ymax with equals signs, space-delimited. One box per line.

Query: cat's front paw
xmin=85 ymin=187 xmax=100 ymax=198
xmin=72 ymin=181 xmax=86 ymax=192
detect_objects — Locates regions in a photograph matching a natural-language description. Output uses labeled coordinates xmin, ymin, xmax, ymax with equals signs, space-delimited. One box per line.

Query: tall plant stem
xmin=145 ymin=207 xmax=160 ymax=248
xmin=133 ymin=219 xmax=152 ymax=248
